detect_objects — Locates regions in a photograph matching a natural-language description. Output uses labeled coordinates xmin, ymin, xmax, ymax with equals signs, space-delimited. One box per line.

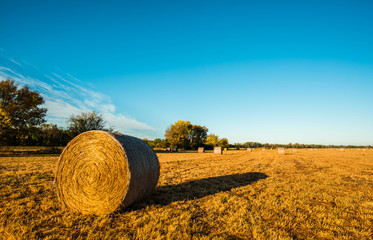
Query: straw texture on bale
xmin=55 ymin=130 xmax=160 ymax=215
xmin=278 ymin=147 xmax=285 ymax=155
xmin=198 ymin=147 xmax=205 ymax=153
xmin=214 ymin=147 xmax=222 ymax=155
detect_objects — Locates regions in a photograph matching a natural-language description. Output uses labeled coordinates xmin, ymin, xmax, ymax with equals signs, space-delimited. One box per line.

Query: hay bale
xmin=247 ymin=148 xmax=253 ymax=152
xmin=223 ymin=148 xmax=228 ymax=151
xmin=55 ymin=130 xmax=160 ymax=215
xmin=278 ymin=147 xmax=285 ymax=155
xmin=171 ymin=147 xmax=178 ymax=152
xmin=214 ymin=147 xmax=222 ymax=155
xmin=198 ymin=147 xmax=205 ymax=153
xmin=340 ymin=148 xmax=345 ymax=152
xmin=262 ymin=148 xmax=266 ymax=151
xmin=165 ymin=147 xmax=171 ymax=152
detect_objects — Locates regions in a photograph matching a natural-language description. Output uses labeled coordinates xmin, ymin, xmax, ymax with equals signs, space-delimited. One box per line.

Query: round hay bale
xmin=277 ymin=147 xmax=285 ymax=155
xmin=214 ymin=147 xmax=222 ymax=155
xmin=55 ymin=130 xmax=160 ymax=215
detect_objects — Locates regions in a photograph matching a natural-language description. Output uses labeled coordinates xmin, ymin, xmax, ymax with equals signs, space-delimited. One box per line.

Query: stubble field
xmin=0 ymin=149 xmax=372 ymax=239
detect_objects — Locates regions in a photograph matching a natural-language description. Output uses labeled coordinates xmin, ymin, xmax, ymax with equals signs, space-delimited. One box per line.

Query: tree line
xmin=142 ymin=120 xmax=229 ymax=150
xmin=1 ymin=79 xmax=371 ymax=149
xmin=0 ymin=80 xmax=112 ymax=146
xmin=237 ymin=142 xmax=371 ymax=149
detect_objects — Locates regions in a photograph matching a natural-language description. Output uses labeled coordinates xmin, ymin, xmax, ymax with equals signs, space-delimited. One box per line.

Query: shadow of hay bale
xmin=125 ymin=172 xmax=268 ymax=211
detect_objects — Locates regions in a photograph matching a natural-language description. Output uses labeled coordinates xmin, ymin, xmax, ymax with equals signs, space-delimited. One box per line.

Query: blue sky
xmin=1 ymin=0 xmax=372 ymax=145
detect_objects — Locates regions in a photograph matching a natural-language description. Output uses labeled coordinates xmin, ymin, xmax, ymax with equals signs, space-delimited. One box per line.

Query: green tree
xmin=190 ymin=125 xmax=208 ymax=149
xmin=0 ymin=80 xmax=47 ymax=145
xmin=244 ymin=142 xmax=263 ymax=148
xmin=153 ymin=138 xmax=162 ymax=148
xmin=67 ymin=111 xmax=113 ymax=136
xmin=159 ymin=138 xmax=171 ymax=148
xmin=165 ymin=120 xmax=192 ymax=149
xmin=39 ymin=123 xmax=70 ymax=146
xmin=218 ymin=138 xmax=229 ymax=148
xmin=205 ymin=134 xmax=219 ymax=147
xmin=165 ymin=120 xmax=208 ymax=149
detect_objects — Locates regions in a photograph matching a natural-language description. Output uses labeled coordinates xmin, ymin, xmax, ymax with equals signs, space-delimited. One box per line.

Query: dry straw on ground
xmin=1 ymin=149 xmax=373 ymax=239
xmin=54 ymin=130 xmax=160 ymax=215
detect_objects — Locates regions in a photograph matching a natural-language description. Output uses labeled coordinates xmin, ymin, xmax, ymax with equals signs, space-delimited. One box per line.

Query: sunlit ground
xmin=0 ymin=149 xmax=372 ymax=239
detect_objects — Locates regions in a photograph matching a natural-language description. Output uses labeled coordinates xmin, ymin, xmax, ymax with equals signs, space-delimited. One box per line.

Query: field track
xmin=0 ymin=149 xmax=372 ymax=239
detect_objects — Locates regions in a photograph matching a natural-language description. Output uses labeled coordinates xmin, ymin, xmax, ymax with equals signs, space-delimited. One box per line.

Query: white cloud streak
xmin=0 ymin=60 xmax=155 ymax=133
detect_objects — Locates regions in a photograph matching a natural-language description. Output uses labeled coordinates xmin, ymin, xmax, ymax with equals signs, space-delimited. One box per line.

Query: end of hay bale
xmin=54 ymin=130 xmax=160 ymax=215
xmin=198 ymin=147 xmax=205 ymax=153
xmin=278 ymin=147 xmax=285 ymax=155
xmin=214 ymin=147 xmax=222 ymax=155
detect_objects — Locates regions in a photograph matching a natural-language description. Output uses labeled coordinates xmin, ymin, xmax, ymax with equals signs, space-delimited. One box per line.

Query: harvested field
xmin=0 ymin=149 xmax=372 ymax=239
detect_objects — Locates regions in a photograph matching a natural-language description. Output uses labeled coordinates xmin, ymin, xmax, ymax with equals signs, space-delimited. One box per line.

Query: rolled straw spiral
xmin=55 ymin=130 xmax=160 ymax=215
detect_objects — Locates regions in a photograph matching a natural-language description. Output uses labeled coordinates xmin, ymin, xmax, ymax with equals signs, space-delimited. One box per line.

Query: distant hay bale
xmin=340 ymin=148 xmax=345 ymax=152
xmin=214 ymin=147 xmax=222 ymax=155
xmin=223 ymin=148 xmax=228 ymax=151
xmin=362 ymin=148 xmax=367 ymax=152
xmin=278 ymin=147 xmax=285 ymax=155
xmin=262 ymin=148 xmax=266 ymax=151
xmin=247 ymin=148 xmax=253 ymax=152
xmin=171 ymin=147 xmax=178 ymax=152
xmin=55 ymin=130 xmax=160 ymax=216
xmin=198 ymin=147 xmax=205 ymax=153
xmin=292 ymin=148 xmax=297 ymax=152
xmin=166 ymin=147 xmax=171 ymax=152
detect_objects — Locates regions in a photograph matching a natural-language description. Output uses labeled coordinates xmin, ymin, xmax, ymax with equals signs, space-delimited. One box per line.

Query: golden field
xmin=0 ymin=149 xmax=372 ymax=239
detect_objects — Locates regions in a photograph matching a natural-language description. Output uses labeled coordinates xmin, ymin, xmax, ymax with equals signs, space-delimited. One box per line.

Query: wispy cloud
xmin=8 ymin=58 xmax=22 ymax=67
xmin=0 ymin=56 xmax=155 ymax=134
